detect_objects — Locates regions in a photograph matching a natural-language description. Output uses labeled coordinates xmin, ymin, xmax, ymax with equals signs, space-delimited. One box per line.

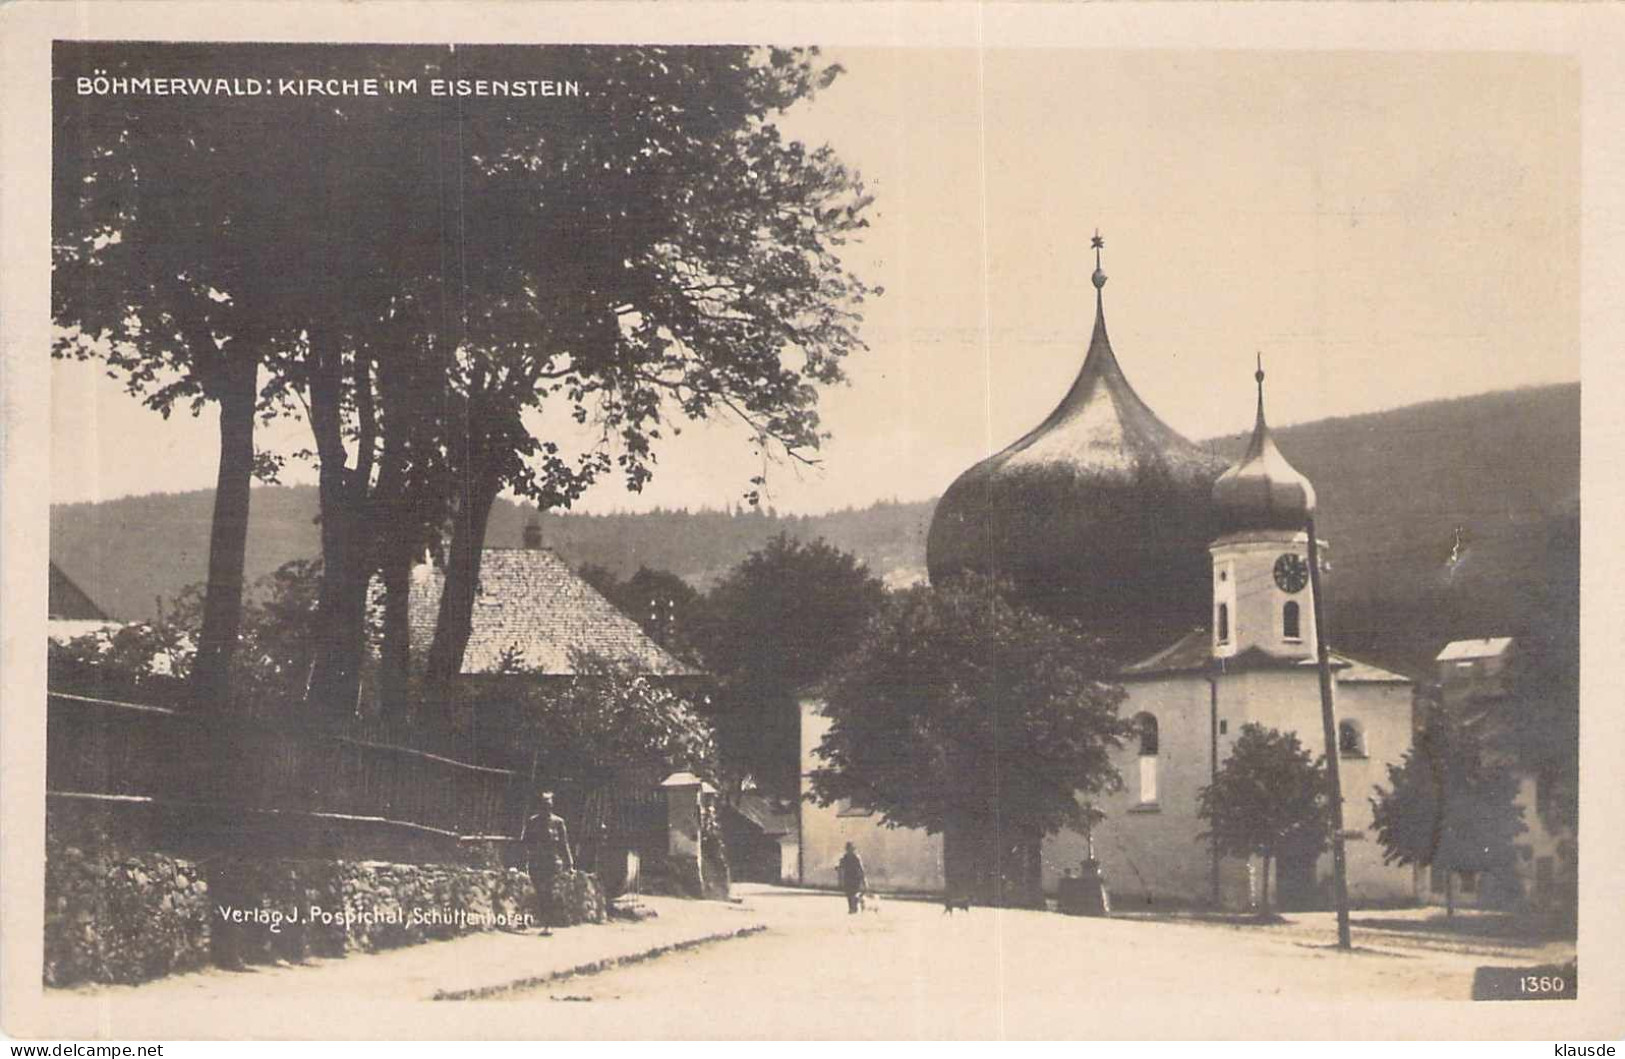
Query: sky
xmin=49 ymin=47 xmax=1580 ymax=515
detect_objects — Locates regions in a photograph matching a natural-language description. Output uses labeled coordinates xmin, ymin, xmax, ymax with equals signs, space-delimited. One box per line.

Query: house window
xmin=1338 ymin=719 xmax=1365 ymax=758
xmin=1136 ymin=713 xmax=1159 ymax=805
xmin=1217 ymin=603 xmax=1230 ymax=643
xmin=1282 ymin=601 xmax=1302 ymax=641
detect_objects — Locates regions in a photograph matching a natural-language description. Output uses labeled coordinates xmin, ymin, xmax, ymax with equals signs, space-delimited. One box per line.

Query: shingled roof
xmin=407 ymin=548 xmax=699 ymax=677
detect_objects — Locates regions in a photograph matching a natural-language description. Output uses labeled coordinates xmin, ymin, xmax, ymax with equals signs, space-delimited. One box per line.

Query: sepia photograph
xmin=3 ymin=1 xmax=1622 ymax=1044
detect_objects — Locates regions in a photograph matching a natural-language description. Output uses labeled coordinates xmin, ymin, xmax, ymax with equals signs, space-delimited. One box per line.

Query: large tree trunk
xmin=304 ymin=338 xmax=374 ymax=717
xmin=189 ymin=353 xmax=259 ymax=711
xmin=424 ymin=451 xmax=503 ymax=689
xmin=369 ymin=332 xmax=439 ymax=724
xmin=377 ymin=538 xmax=415 ymax=720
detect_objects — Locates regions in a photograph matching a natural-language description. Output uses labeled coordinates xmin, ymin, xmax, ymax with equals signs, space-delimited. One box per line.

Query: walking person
xmin=521 ymin=790 xmax=574 ymax=934
xmin=837 ymin=842 xmax=867 ymax=914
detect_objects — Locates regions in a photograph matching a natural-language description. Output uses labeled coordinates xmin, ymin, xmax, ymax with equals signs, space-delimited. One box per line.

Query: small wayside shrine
xmin=803 ymin=236 xmax=1419 ymax=910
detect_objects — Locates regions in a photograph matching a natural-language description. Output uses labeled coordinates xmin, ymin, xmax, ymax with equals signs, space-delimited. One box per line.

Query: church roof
xmin=1121 ymin=628 xmax=1410 ymax=684
xmin=407 ymin=547 xmax=699 ymax=677
xmin=924 ymin=234 xmax=1226 ymax=651
xmin=1212 ymin=360 xmax=1316 ymax=534
xmin=955 ymin=272 xmax=1222 ymax=484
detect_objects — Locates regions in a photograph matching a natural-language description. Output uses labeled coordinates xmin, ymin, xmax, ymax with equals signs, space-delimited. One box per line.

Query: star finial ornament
xmin=1090 ymin=230 xmax=1104 ymax=251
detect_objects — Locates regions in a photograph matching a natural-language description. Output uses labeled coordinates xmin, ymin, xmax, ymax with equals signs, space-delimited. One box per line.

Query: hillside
xmin=49 ymin=383 xmax=1579 ymax=679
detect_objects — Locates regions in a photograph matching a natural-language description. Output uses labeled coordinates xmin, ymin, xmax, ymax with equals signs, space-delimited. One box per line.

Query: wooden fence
xmin=46 ymin=691 xmax=677 ymax=877
xmin=47 ymin=691 xmax=522 ymax=840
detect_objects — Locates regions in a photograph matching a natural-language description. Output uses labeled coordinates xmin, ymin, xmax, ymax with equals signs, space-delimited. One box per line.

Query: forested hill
xmin=50 ymin=382 xmax=1579 ymax=678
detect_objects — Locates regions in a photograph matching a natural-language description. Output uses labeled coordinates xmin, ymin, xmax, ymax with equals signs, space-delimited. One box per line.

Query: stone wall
xmin=534 ymin=870 xmax=609 ymax=927
xmin=45 ymin=818 xmax=606 ymax=988
xmin=45 ymin=843 xmax=212 ymax=987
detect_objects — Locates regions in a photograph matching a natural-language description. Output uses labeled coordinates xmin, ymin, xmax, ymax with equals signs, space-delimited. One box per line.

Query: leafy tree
xmin=510 ymin=654 xmax=718 ymax=788
xmin=1484 ymin=504 xmax=1579 ymax=843
xmin=1370 ymin=705 xmax=1525 ymax=915
xmin=52 ymin=43 xmax=291 ymax=708
xmin=415 ymin=46 xmax=877 ymax=693
xmin=47 ymin=619 xmax=193 ymax=700
xmin=1197 ymin=724 xmax=1330 ymax=916
xmin=457 ymin=649 xmax=718 ymax=875
xmin=54 ymin=43 xmax=876 ymax=727
xmin=809 ymin=575 xmax=1128 ymax=907
xmin=697 ymin=534 xmax=887 ymax=798
xmin=52 ymin=43 xmax=453 ymax=711
xmin=48 ymin=561 xmax=333 ymax=718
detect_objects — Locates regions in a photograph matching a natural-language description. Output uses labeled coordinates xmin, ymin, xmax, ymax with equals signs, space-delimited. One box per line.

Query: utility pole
xmin=1305 ymin=517 xmax=1352 ymax=949
xmin=1208 ymin=675 xmax=1221 ymax=908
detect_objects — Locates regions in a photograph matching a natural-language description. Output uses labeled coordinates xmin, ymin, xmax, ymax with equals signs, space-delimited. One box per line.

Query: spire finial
xmin=1090 ymin=229 xmax=1107 ymax=290
xmin=1254 ymin=352 xmax=1268 ymax=426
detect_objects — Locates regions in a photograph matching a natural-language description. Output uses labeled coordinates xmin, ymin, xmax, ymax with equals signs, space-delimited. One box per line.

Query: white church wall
xmin=798 ymin=666 xmax=1417 ymax=907
xmin=1043 ymin=675 xmax=1217 ymax=907
xmin=1330 ymin=680 xmax=1419 ymax=903
xmin=1223 ymin=669 xmax=1417 ymax=903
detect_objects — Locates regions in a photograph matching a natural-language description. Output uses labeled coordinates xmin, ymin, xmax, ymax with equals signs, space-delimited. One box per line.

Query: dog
xmin=857 ymin=891 xmax=882 ymax=914
xmin=941 ymin=894 xmax=972 ymax=915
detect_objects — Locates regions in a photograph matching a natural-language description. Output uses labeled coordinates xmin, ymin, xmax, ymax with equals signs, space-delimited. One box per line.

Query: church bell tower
xmin=1208 ymin=359 xmax=1319 ymax=661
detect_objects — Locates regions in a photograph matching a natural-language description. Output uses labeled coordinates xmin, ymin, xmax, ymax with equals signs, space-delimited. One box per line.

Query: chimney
xmin=523 ymin=516 xmax=543 ymax=550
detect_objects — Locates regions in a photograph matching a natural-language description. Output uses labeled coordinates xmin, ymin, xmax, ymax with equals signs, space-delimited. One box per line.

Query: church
xmin=798 ymin=237 xmax=1419 ymax=910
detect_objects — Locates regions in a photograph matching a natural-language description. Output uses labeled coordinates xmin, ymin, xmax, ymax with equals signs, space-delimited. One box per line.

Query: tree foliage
xmin=809 ymin=575 xmax=1128 ymax=841
xmin=1197 ymin=724 xmax=1329 ymax=913
xmin=696 ymin=534 xmax=887 ymax=796
xmin=1483 ymin=506 xmax=1579 ymax=839
xmin=47 ymin=559 xmax=328 ymax=718
xmin=489 ymin=651 xmax=717 ymax=787
xmin=53 ymin=42 xmax=877 ymax=724
xmin=1370 ymin=705 xmax=1525 ymax=910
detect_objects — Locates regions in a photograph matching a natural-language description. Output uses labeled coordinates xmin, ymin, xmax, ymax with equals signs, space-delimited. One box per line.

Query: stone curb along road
xmin=431 ymin=925 xmax=769 ymax=1001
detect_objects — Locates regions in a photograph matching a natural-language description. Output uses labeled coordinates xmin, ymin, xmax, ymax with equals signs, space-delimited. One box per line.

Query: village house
xmin=407 ymin=519 xmax=708 ymax=892
xmin=1429 ymin=637 xmax=1571 ymax=912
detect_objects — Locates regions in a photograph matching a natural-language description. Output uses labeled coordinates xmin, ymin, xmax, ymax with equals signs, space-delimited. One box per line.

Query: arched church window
xmin=1338 ymin=719 xmax=1364 ymax=757
xmin=1136 ymin=713 xmax=1159 ymax=756
xmin=1282 ymin=601 xmax=1302 ymax=641
xmin=1217 ymin=603 xmax=1230 ymax=643
xmin=1135 ymin=711 xmax=1161 ymax=806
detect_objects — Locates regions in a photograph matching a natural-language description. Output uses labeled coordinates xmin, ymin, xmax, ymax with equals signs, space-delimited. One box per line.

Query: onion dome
xmin=926 ymin=234 xmax=1227 ymax=656
xmin=1211 ymin=358 xmax=1316 ymax=533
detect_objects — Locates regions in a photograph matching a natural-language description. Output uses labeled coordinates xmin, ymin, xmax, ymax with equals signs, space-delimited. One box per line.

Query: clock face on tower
xmin=1273 ymin=553 xmax=1309 ymax=594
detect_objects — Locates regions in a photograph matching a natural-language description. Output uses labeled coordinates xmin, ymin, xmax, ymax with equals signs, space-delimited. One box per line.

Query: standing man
xmin=837 ymin=841 xmax=867 ymax=914
xmin=522 ymin=791 xmax=574 ymax=933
